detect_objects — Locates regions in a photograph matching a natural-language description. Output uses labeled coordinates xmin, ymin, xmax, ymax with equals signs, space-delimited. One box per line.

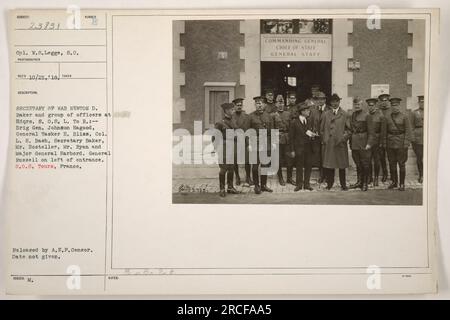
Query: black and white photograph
xmin=172 ymin=17 xmax=426 ymax=205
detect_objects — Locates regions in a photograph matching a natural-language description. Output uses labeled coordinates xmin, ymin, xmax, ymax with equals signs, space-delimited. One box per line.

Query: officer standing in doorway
xmin=263 ymin=88 xmax=276 ymax=113
xmin=286 ymin=91 xmax=298 ymax=114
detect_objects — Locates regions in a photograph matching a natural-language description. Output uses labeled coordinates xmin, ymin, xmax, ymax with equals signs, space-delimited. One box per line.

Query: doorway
xmin=261 ymin=62 xmax=332 ymax=102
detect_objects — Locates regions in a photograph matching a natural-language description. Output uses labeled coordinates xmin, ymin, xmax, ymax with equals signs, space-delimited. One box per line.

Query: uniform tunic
xmin=249 ymin=110 xmax=274 ymax=164
xmin=232 ymin=111 xmax=251 ymax=165
xmin=385 ymin=112 xmax=413 ymax=149
xmin=214 ymin=116 xmax=238 ymax=169
xmin=411 ymin=108 xmax=424 ymax=145
xmin=385 ymin=111 xmax=413 ymax=168
xmin=349 ymin=110 xmax=375 ymax=170
xmin=272 ymin=110 xmax=292 ymax=168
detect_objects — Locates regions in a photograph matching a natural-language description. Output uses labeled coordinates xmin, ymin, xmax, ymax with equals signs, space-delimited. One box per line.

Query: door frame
xmin=203 ymin=82 xmax=236 ymax=128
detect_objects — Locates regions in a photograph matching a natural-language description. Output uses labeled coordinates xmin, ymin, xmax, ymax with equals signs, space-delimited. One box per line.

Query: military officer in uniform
xmin=263 ymin=88 xmax=276 ymax=113
xmin=411 ymin=95 xmax=424 ymax=183
xmin=286 ymin=91 xmax=298 ymax=115
xmin=310 ymin=91 xmax=330 ymax=183
xmin=249 ymin=96 xmax=274 ymax=194
xmin=271 ymin=94 xmax=292 ymax=186
xmin=284 ymin=90 xmax=298 ymax=185
xmin=213 ymin=102 xmax=240 ymax=197
xmin=232 ymin=97 xmax=252 ymax=186
xmin=384 ymin=98 xmax=413 ymax=191
xmin=320 ymin=94 xmax=352 ymax=190
xmin=349 ymin=97 xmax=375 ymax=191
xmin=289 ymin=102 xmax=315 ymax=191
xmin=366 ymin=98 xmax=386 ymax=187
xmin=377 ymin=93 xmax=391 ymax=182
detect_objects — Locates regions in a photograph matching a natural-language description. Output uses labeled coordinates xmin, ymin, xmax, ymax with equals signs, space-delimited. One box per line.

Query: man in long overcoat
xmin=320 ymin=93 xmax=352 ymax=190
xmin=309 ymin=91 xmax=331 ymax=182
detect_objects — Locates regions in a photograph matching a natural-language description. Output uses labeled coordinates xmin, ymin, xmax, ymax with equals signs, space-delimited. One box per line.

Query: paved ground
xmin=173 ymin=188 xmax=422 ymax=205
xmin=173 ymin=174 xmax=423 ymax=205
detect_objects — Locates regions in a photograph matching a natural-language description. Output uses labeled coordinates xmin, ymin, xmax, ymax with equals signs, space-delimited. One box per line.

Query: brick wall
xmin=349 ymin=19 xmax=411 ymax=111
xmin=175 ymin=20 xmax=244 ymax=133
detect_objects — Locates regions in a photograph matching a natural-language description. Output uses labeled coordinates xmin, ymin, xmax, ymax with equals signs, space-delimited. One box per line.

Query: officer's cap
xmin=275 ymin=94 xmax=284 ymax=102
xmin=353 ymin=96 xmax=363 ymax=104
xmin=232 ymin=98 xmax=244 ymax=104
xmin=297 ymin=102 xmax=311 ymax=111
xmin=287 ymin=91 xmax=297 ymax=98
xmin=263 ymin=88 xmax=274 ymax=94
xmin=330 ymin=93 xmax=341 ymax=102
xmin=389 ymin=98 xmax=402 ymax=105
xmin=378 ymin=93 xmax=390 ymax=101
xmin=314 ymin=91 xmax=326 ymax=99
xmin=366 ymin=98 xmax=378 ymax=105
xmin=418 ymin=95 xmax=424 ymax=102
xmin=304 ymin=99 xmax=315 ymax=107
xmin=221 ymin=102 xmax=235 ymax=110
xmin=253 ymin=96 xmax=264 ymax=102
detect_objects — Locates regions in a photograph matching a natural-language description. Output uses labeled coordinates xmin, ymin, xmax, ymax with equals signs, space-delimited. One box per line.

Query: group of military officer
xmin=213 ymin=88 xmax=424 ymax=197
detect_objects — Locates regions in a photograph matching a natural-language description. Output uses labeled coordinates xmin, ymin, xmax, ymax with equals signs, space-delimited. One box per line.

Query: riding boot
xmin=234 ymin=165 xmax=241 ymax=186
xmin=362 ymin=168 xmax=368 ymax=191
xmin=260 ymin=175 xmax=273 ymax=192
xmin=350 ymin=167 xmax=362 ymax=189
xmin=245 ymin=164 xmax=253 ymax=186
xmin=388 ymin=167 xmax=398 ymax=189
xmin=399 ymin=167 xmax=406 ymax=191
xmin=277 ymin=169 xmax=285 ymax=186
xmin=219 ymin=173 xmax=226 ymax=197
xmin=286 ymin=166 xmax=295 ymax=186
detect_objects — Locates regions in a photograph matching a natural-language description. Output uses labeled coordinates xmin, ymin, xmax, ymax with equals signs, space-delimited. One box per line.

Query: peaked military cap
xmin=366 ymin=98 xmax=378 ymax=105
xmin=221 ymin=102 xmax=235 ymax=110
xmin=378 ymin=93 xmax=390 ymax=101
xmin=330 ymin=93 xmax=341 ymax=101
xmin=389 ymin=97 xmax=402 ymax=104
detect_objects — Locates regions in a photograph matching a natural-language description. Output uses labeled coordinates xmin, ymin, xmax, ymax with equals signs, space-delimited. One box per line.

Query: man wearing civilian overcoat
xmin=320 ymin=93 xmax=352 ymax=190
xmin=310 ymin=91 xmax=331 ymax=183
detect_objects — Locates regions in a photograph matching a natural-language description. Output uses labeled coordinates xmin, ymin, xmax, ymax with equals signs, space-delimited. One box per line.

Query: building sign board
xmin=261 ymin=34 xmax=332 ymax=62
